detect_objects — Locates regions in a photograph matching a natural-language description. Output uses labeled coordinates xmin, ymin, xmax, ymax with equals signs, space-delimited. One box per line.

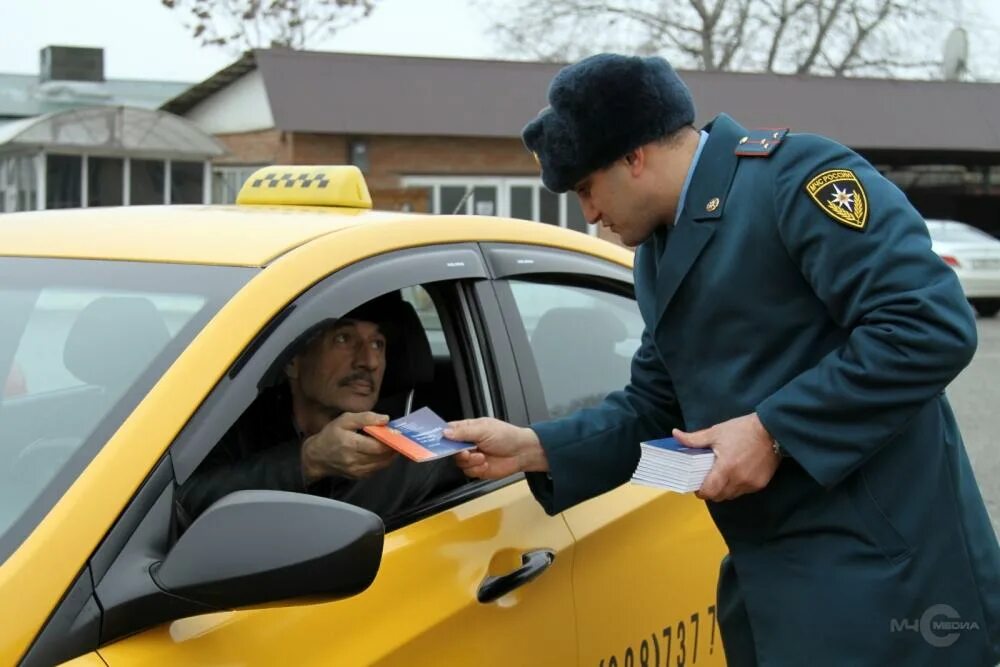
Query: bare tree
xmin=161 ymin=0 xmax=379 ymax=53
xmin=476 ymin=0 xmax=990 ymax=79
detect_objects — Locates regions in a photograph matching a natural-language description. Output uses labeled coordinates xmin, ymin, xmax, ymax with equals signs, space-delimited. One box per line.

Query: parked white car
xmin=925 ymin=219 xmax=1000 ymax=317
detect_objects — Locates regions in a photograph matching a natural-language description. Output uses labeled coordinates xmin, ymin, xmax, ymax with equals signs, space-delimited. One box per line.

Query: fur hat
xmin=522 ymin=53 xmax=696 ymax=193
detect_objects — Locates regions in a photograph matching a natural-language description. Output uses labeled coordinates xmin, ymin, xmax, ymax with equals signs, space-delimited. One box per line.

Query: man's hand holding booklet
xmin=630 ymin=436 xmax=716 ymax=493
xmin=367 ymin=410 xmax=715 ymax=494
xmin=363 ymin=407 xmax=475 ymax=462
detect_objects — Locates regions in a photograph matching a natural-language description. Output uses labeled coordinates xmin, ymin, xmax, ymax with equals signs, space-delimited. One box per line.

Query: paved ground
xmin=947 ymin=314 xmax=1000 ymax=536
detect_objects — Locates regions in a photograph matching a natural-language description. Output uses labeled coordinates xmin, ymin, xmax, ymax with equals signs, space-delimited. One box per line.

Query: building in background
xmin=162 ymin=50 xmax=599 ymax=239
xmin=166 ymin=49 xmax=1000 ymax=243
xmin=0 ymin=46 xmax=225 ymax=212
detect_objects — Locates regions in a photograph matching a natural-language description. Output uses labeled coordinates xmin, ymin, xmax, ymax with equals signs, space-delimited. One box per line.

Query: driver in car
xmin=177 ymin=292 xmax=464 ymax=526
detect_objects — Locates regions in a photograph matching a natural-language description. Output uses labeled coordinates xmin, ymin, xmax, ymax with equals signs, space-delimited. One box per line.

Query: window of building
xmin=88 ymin=157 xmax=124 ymax=207
xmin=510 ymin=185 xmax=532 ymax=220
xmin=0 ymin=155 xmax=39 ymax=213
xmin=401 ymin=176 xmax=597 ymax=236
xmin=16 ymin=157 xmax=38 ymax=212
xmin=472 ymin=186 xmax=498 ymax=216
xmin=171 ymin=161 xmax=204 ymax=205
xmin=212 ymin=165 xmax=262 ymax=204
xmin=130 ymin=159 xmax=165 ymax=205
xmin=539 ymin=188 xmax=560 ymax=225
xmin=565 ymin=194 xmax=588 ymax=233
xmin=0 ymin=154 xmax=211 ymax=210
xmin=46 ymin=154 xmax=82 ymax=209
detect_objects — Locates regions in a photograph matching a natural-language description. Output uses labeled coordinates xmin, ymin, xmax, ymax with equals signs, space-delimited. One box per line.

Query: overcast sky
xmin=0 ymin=0 xmax=500 ymax=82
xmin=2 ymin=0 xmax=999 ymax=83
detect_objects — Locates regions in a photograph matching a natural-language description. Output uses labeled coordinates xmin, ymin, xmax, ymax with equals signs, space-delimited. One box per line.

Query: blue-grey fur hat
xmin=522 ymin=53 xmax=696 ymax=193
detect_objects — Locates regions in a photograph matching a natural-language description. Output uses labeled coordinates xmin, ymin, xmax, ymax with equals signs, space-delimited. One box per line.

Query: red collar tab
xmin=735 ymin=128 xmax=789 ymax=157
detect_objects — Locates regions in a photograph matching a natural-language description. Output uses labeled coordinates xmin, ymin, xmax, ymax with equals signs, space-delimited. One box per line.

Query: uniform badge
xmin=805 ymin=169 xmax=868 ymax=231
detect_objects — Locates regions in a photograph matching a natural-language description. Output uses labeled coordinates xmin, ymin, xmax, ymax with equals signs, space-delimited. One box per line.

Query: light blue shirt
xmin=674 ymin=130 xmax=710 ymax=226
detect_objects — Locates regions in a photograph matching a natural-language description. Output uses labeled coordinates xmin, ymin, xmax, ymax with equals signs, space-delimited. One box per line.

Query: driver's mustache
xmin=339 ymin=371 xmax=374 ymax=387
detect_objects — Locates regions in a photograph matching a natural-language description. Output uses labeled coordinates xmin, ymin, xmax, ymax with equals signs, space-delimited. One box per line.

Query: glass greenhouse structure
xmin=0 ymin=106 xmax=226 ymax=212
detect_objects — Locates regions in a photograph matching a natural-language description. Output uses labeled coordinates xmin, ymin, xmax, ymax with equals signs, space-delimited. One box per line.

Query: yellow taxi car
xmin=0 ymin=167 xmax=727 ymax=667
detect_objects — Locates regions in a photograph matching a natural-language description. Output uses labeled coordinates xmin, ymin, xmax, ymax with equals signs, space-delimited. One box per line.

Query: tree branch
xmin=832 ymin=0 xmax=895 ymax=76
xmin=162 ymin=0 xmax=378 ymax=53
xmin=476 ymin=0 xmax=998 ymax=79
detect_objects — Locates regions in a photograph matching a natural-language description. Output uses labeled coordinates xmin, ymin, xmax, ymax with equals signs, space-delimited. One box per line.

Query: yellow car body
xmin=0 ymin=168 xmax=727 ymax=666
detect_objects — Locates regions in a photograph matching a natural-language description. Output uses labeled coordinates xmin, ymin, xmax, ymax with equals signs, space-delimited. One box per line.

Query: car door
xmin=484 ymin=243 xmax=728 ymax=667
xmin=89 ymin=244 xmax=579 ymax=666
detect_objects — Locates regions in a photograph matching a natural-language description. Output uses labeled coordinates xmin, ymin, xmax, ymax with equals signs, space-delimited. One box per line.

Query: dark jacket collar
xmin=651 ymin=114 xmax=749 ymax=329
xmin=684 ymin=113 xmax=746 ymax=222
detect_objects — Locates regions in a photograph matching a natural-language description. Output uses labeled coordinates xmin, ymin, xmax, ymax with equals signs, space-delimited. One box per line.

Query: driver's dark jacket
xmin=176 ymin=385 xmax=464 ymax=525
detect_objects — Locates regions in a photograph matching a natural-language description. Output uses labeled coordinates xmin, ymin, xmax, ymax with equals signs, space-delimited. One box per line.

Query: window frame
xmin=482 ymin=243 xmax=635 ymax=423
xmin=401 ymin=175 xmax=596 ymax=235
xmin=0 ymin=258 xmax=254 ymax=568
xmin=212 ymin=164 xmax=266 ymax=204
xmin=13 ymin=151 xmax=212 ymax=210
xmin=170 ymin=244 xmax=490 ymax=479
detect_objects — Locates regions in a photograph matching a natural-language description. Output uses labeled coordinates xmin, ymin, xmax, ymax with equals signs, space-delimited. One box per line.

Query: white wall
xmin=185 ymin=69 xmax=274 ymax=134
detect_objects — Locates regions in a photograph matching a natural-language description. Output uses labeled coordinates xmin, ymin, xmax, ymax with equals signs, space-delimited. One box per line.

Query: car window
xmin=507 ymin=280 xmax=643 ymax=418
xmin=0 ymin=258 xmax=252 ymax=564
xmin=402 ymin=284 xmax=448 ymax=356
xmin=175 ymin=282 xmax=479 ymax=534
xmin=10 ymin=289 xmax=206 ymax=396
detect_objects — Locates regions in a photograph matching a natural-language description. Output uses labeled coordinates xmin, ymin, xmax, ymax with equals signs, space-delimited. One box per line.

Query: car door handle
xmin=477 ymin=549 xmax=555 ymax=603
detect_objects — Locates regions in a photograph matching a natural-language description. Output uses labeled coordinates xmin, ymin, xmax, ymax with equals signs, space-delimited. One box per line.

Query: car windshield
xmin=926 ymin=221 xmax=997 ymax=244
xmin=0 ymin=258 xmax=254 ymax=563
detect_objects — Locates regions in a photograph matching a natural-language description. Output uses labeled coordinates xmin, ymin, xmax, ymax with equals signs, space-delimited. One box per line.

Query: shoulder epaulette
xmin=735 ymin=128 xmax=789 ymax=157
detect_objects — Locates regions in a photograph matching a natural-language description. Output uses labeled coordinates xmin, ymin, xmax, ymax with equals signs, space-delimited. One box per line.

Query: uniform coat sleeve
xmin=755 ymin=135 xmax=978 ymax=489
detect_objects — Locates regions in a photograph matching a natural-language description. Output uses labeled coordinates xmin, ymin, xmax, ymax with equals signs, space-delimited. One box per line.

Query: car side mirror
xmin=153 ymin=490 xmax=384 ymax=609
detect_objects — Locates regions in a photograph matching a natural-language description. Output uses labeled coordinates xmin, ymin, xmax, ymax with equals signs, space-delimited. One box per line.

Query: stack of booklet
xmin=631 ymin=436 xmax=715 ymax=493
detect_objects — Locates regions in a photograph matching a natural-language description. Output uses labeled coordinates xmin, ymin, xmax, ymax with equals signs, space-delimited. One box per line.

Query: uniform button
xmin=739 ymin=136 xmax=748 ymax=144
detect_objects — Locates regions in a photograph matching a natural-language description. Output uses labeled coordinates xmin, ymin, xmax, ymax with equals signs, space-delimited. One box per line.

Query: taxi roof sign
xmin=236 ymin=165 xmax=373 ymax=209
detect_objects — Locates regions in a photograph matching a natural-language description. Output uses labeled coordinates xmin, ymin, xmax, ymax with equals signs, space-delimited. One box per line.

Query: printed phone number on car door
xmin=598 ymin=604 xmax=719 ymax=667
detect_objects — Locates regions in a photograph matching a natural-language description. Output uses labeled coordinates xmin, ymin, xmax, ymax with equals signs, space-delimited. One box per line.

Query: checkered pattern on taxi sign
xmin=252 ymin=172 xmax=331 ymax=189
xmin=236 ymin=165 xmax=372 ymax=209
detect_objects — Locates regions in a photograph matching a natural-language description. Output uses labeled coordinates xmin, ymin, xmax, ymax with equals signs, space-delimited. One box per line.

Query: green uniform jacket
xmin=527 ymin=114 xmax=1000 ymax=666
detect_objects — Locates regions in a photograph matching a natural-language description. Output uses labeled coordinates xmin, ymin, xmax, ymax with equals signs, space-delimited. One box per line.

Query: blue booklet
xmin=363 ymin=407 xmax=474 ymax=462
xmin=640 ymin=436 xmax=712 ymax=456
